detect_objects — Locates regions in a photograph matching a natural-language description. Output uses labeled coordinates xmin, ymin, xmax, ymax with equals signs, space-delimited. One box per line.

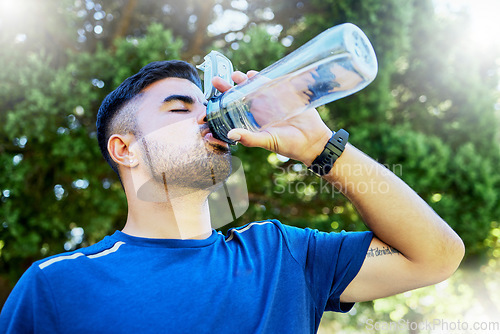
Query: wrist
xmin=300 ymin=129 xmax=333 ymax=166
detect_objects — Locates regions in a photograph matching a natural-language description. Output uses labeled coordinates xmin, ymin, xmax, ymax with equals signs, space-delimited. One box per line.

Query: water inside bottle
xmin=220 ymin=52 xmax=368 ymax=132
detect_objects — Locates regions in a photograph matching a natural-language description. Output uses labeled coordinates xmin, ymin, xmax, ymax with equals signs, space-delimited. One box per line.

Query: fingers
xmin=247 ymin=70 xmax=259 ymax=78
xmin=235 ymin=70 xmax=259 ymax=82
xmin=211 ymin=76 xmax=233 ymax=93
xmin=212 ymin=70 xmax=260 ymax=93
xmin=231 ymin=71 xmax=248 ymax=84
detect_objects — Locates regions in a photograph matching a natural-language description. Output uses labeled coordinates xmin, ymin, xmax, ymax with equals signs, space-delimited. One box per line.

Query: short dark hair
xmin=96 ymin=60 xmax=202 ymax=176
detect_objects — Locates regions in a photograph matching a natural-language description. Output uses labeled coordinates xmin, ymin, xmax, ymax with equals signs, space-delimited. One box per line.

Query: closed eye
xmin=170 ymin=109 xmax=190 ymax=113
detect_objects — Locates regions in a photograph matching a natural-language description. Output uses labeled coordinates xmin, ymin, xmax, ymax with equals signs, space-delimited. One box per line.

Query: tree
xmin=1 ymin=0 xmax=499 ymax=323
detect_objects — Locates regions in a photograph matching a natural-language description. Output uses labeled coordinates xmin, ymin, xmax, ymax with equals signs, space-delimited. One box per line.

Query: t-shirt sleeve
xmin=0 ymin=264 xmax=59 ymax=333
xmin=279 ymin=222 xmax=373 ymax=313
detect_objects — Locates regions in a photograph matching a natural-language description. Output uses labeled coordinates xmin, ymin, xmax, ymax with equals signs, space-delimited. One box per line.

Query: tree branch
xmin=111 ymin=0 xmax=138 ymax=50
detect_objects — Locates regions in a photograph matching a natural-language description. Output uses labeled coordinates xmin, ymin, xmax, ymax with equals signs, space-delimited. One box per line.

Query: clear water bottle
xmin=205 ymin=23 xmax=378 ymax=144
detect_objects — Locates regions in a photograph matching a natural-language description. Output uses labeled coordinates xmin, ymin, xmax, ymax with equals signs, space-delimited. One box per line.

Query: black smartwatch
xmin=308 ymin=129 xmax=349 ymax=176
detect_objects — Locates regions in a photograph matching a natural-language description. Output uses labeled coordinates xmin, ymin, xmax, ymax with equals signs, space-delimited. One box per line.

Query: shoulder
xmin=224 ymin=219 xmax=371 ymax=247
xmin=224 ymin=219 xmax=282 ymax=241
xmin=223 ymin=220 xmax=299 ymax=255
xmin=35 ymin=234 xmax=122 ymax=273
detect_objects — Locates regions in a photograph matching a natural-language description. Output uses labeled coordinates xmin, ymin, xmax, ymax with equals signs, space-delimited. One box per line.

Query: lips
xmin=200 ymin=127 xmax=210 ymax=138
xmin=200 ymin=127 xmax=229 ymax=147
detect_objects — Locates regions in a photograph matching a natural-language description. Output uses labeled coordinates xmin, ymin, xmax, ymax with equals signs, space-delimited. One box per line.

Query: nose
xmin=196 ymin=102 xmax=208 ymax=124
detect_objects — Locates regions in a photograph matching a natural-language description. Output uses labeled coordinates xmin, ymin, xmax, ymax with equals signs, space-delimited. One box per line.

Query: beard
xmin=136 ymin=128 xmax=232 ymax=201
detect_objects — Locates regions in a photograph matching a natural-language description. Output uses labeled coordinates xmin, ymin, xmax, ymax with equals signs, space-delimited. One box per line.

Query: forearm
xmin=324 ymin=144 xmax=464 ymax=273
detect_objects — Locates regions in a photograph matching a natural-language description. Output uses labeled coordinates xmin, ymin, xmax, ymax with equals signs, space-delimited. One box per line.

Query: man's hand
xmin=212 ymin=71 xmax=333 ymax=166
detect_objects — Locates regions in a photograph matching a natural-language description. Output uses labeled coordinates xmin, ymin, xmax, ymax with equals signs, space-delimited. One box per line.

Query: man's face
xmin=132 ymin=77 xmax=232 ymax=194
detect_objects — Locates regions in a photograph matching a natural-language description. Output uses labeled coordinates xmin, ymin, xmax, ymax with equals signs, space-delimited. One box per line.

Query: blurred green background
xmin=1 ymin=0 xmax=499 ymax=332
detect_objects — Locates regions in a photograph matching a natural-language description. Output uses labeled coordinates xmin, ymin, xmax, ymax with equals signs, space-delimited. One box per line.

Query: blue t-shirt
xmin=0 ymin=220 xmax=372 ymax=333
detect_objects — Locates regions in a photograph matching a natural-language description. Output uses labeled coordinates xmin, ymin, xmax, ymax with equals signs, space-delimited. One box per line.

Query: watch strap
xmin=308 ymin=129 xmax=349 ymax=176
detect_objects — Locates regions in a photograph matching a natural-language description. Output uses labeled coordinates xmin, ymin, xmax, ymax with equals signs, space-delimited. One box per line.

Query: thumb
xmin=227 ymin=128 xmax=274 ymax=149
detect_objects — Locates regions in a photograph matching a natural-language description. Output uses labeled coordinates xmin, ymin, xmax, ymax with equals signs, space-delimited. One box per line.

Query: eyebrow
xmin=163 ymin=94 xmax=195 ymax=104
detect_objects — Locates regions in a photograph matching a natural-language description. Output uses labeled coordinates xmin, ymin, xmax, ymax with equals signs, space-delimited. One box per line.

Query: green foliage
xmin=1 ymin=0 xmax=500 ymax=324
xmin=0 ymin=22 xmax=186 ymax=282
xmin=222 ymin=26 xmax=287 ymax=72
xmin=112 ymin=24 xmax=184 ymax=86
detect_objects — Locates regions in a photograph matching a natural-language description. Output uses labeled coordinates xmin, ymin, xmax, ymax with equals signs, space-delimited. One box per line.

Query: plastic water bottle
xmin=205 ymin=23 xmax=378 ymax=144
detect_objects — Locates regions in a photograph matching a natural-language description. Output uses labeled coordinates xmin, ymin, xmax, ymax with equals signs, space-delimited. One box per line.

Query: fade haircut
xmin=96 ymin=60 xmax=202 ymax=176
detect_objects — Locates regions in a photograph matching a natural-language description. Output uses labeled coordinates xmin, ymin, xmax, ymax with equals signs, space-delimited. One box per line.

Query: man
xmin=0 ymin=60 xmax=464 ymax=333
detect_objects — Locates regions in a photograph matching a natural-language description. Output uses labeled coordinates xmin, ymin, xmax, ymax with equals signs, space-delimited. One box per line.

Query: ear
xmin=108 ymin=133 xmax=139 ymax=168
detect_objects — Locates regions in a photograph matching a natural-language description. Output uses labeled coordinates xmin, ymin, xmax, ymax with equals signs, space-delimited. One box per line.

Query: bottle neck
xmin=206 ymin=95 xmax=236 ymax=145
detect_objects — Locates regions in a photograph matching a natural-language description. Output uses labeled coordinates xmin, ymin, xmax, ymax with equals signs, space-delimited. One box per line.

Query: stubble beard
xmin=139 ymin=135 xmax=232 ymax=197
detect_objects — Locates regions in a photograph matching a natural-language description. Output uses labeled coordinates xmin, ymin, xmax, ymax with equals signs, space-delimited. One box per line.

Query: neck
xmin=122 ymin=183 xmax=213 ymax=240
